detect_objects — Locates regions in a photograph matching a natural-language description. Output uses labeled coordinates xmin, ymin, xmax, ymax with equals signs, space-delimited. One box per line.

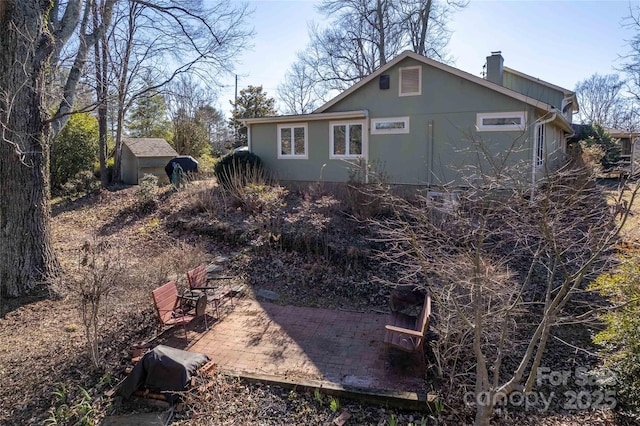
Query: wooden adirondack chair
xmin=384 ymin=292 xmax=431 ymax=355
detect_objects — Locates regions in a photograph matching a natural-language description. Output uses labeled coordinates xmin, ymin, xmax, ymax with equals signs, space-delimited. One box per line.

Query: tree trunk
xmin=94 ymin=1 xmax=109 ymax=188
xmin=0 ymin=1 xmax=59 ymax=302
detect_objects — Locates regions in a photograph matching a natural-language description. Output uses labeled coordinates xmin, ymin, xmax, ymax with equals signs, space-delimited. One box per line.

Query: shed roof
xmin=123 ymin=138 xmax=178 ymax=158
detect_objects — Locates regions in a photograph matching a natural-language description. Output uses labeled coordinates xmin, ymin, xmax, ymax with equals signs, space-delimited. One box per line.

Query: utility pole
xmin=234 ymin=74 xmax=238 ymax=144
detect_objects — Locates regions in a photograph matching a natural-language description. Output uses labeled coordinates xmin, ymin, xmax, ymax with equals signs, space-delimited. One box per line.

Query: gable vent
xmin=399 ymin=66 xmax=421 ymax=96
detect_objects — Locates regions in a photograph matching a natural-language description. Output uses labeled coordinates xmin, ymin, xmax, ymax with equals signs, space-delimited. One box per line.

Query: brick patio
xmin=157 ymin=298 xmax=429 ymax=408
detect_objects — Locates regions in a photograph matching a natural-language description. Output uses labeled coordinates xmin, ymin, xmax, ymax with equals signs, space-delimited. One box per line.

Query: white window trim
xmin=277 ymin=123 xmax=308 ymax=159
xmin=476 ymin=111 xmax=526 ymax=132
xmin=535 ymin=123 xmax=546 ymax=168
xmin=329 ymin=120 xmax=367 ymax=159
xmin=399 ymin=66 xmax=422 ymax=97
xmin=370 ymin=117 xmax=410 ymax=135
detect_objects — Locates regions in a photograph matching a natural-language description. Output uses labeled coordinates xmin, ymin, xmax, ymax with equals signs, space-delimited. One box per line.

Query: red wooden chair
xmin=187 ymin=264 xmax=207 ymax=289
xmin=187 ymin=264 xmax=236 ymax=318
xmin=152 ymin=281 xmax=202 ymax=341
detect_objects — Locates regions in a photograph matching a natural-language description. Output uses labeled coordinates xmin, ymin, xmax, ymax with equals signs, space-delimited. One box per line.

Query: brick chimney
xmin=486 ymin=51 xmax=504 ymax=86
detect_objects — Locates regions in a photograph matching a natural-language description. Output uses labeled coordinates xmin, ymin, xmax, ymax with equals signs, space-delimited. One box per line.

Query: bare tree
xmin=94 ymin=0 xmax=111 ymax=187
xmin=0 ymin=0 xmax=116 ymax=302
xmin=277 ymin=61 xmax=324 ymax=114
xmin=575 ymin=73 xmax=636 ymax=129
xmin=283 ymin=0 xmax=465 ymax=105
xmin=165 ymin=75 xmax=226 ymax=156
xmin=396 ymin=0 xmax=466 ymax=59
xmin=103 ymin=0 xmax=252 ymax=182
xmin=368 ymin=150 xmax=637 ymax=425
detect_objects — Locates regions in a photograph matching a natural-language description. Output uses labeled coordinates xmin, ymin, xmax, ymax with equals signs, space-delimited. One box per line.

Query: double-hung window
xmin=330 ymin=121 xmax=365 ymax=158
xmin=278 ymin=124 xmax=307 ymax=159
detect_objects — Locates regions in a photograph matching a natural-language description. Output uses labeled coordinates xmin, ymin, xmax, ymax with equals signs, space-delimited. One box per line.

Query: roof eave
xmin=240 ymin=110 xmax=369 ymax=125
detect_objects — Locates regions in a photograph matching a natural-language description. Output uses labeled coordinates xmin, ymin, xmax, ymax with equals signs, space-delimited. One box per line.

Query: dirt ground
xmin=0 ymin=179 xmax=637 ymax=425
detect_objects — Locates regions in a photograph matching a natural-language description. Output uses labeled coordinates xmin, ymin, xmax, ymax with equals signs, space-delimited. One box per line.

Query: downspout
xmin=428 ymin=120 xmax=434 ymax=187
xmin=364 ymin=110 xmax=369 ymax=184
xmin=530 ymin=112 xmax=556 ymax=200
xmin=247 ymin=125 xmax=252 ymax=151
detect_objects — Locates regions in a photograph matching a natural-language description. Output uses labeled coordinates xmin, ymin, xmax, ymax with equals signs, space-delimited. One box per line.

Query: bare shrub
xmin=118 ymin=241 xmax=210 ymax=308
xmin=281 ymin=195 xmax=339 ymax=257
xmin=220 ymin=161 xmax=275 ymax=207
xmin=62 ymin=237 xmax=126 ymax=368
xmin=344 ymin=159 xmax=392 ymax=220
xmin=188 ymin=181 xmax=230 ymax=216
xmin=369 ymin=163 xmax=639 ymax=425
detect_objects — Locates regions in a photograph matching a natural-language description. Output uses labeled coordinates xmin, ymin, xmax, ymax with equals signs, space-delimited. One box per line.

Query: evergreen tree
xmin=127 ymin=90 xmax=172 ymax=140
xmin=229 ymin=86 xmax=277 ymax=146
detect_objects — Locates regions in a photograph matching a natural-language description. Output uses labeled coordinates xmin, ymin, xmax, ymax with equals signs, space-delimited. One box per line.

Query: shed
xmin=121 ymin=138 xmax=178 ymax=185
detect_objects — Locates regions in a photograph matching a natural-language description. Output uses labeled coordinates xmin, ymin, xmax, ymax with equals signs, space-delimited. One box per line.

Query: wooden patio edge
xmin=220 ymin=368 xmax=438 ymax=411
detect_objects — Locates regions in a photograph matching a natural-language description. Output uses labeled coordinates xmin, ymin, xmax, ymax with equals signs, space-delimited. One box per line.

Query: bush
xmin=61 ymin=170 xmax=100 ymax=199
xmin=51 ymin=113 xmax=98 ymax=189
xmin=213 ymin=151 xmax=265 ymax=189
xmin=136 ymin=174 xmax=158 ymax=208
xmin=575 ymin=123 xmax=621 ymax=172
xmin=93 ymin=158 xmax=115 ymax=183
xmin=589 ymin=249 xmax=640 ymax=412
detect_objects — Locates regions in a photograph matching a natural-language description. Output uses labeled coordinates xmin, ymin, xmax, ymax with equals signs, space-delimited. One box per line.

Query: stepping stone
xmin=101 ymin=412 xmax=169 ymax=426
xmin=256 ymin=289 xmax=280 ymax=301
xmin=212 ymin=255 xmax=230 ymax=264
xmin=206 ymin=264 xmax=224 ymax=274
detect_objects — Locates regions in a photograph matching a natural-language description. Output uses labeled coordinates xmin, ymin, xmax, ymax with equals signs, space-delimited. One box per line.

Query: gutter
xmin=531 ymin=112 xmax=557 ymax=200
xmin=240 ymin=110 xmax=369 ymax=126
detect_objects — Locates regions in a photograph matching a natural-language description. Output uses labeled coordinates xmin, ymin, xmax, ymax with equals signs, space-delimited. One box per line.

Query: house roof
xmin=606 ymin=127 xmax=640 ymax=138
xmin=123 ymin=138 xmax=178 ymax=158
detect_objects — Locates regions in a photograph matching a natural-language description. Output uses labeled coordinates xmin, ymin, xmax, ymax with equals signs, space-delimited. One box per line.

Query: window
xmin=371 ymin=117 xmax=410 ymax=135
xmin=476 ymin=112 xmax=526 ymax=131
xmin=330 ymin=121 xmax=365 ymax=158
xmin=399 ymin=66 xmax=422 ymax=96
xmin=278 ymin=124 xmax=307 ymax=159
xmin=535 ymin=123 xmax=545 ymax=167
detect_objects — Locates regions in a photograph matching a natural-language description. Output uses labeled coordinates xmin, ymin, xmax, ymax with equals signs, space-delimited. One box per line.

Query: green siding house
xmin=242 ymin=51 xmax=577 ymax=187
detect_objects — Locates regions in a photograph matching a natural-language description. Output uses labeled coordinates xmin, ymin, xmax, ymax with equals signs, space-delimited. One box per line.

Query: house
xmin=121 ymin=138 xmax=178 ymax=185
xmin=569 ymin=124 xmax=640 ymax=176
xmin=607 ymin=128 xmax=640 ymax=176
xmin=241 ymin=51 xmax=577 ymax=187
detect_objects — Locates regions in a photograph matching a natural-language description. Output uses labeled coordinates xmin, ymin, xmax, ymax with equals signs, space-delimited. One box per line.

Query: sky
xmin=214 ymin=0 xmax=637 ymax=115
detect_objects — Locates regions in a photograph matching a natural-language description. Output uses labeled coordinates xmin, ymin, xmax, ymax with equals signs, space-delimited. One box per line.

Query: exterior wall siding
xmin=248 ymin=57 xmax=567 ymax=187
xmin=503 ymin=71 xmax=565 ymax=110
xmin=120 ymin=148 xmax=174 ymax=185
xmin=251 ymin=122 xmax=356 ymax=183
xmin=121 ymin=146 xmax=138 ymax=185
xmin=327 ymin=58 xmax=538 ymax=185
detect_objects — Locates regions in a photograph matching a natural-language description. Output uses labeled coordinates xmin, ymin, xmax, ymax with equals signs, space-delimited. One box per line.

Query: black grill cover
xmin=118 ymin=345 xmax=209 ymax=403
xmin=165 ymin=156 xmax=199 ymax=178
